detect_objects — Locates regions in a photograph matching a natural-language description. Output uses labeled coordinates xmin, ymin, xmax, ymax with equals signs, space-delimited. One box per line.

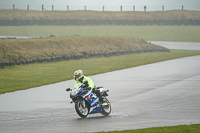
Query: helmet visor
xmin=74 ymin=74 xmax=81 ymax=81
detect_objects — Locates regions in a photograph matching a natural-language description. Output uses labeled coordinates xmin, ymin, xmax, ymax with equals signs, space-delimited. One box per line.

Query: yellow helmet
xmin=74 ymin=70 xmax=83 ymax=81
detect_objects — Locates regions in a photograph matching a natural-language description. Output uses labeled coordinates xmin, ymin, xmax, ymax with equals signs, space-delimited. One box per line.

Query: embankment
xmin=0 ymin=10 xmax=200 ymax=25
xmin=0 ymin=36 xmax=170 ymax=68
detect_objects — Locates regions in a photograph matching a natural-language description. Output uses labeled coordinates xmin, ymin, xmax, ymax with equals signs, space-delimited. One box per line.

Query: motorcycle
xmin=66 ymin=81 xmax=111 ymax=118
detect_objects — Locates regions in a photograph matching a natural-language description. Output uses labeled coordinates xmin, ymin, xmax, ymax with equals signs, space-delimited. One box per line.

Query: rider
xmin=73 ymin=70 xmax=95 ymax=91
xmin=73 ymin=70 xmax=106 ymax=104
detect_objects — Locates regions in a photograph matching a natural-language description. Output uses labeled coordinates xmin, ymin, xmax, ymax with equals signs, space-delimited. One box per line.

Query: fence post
xmin=162 ymin=6 xmax=164 ymax=11
xmin=144 ymin=5 xmax=146 ymax=12
xmin=42 ymin=5 xmax=44 ymax=11
xmin=103 ymin=6 xmax=104 ymax=11
xmin=52 ymin=5 xmax=54 ymax=11
xmin=27 ymin=5 xmax=29 ymax=11
xmin=133 ymin=6 xmax=135 ymax=11
xmin=13 ymin=4 xmax=15 ymax=10
xmin=67 ymin=5 xmax=69 ymax=11
xmin=120 ymin=5 xmax=122 ymax=12
xmin=182 ymin=5 xmax=184 ymax=10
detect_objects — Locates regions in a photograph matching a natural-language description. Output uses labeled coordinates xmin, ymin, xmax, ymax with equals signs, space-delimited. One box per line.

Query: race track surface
xmin=0 ymin=42 xmax=200 ymax=133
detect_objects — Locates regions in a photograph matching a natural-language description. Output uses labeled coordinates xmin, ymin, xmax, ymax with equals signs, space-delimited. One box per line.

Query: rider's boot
xmin=92 ymin=87 xmax=108 ymax=106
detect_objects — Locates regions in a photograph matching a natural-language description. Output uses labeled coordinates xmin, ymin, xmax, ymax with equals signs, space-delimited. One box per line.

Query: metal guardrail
xmin=0 ymin=36 xmax=17 ymax=40
xmin=0 ymin=19 xmax=200 ymax=26
xmin=0 ymin=36 xmax=34 ymax=40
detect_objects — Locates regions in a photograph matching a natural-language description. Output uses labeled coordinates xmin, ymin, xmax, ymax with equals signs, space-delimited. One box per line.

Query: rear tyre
xmin=75 ymin=101 xmax=89 ymax=118
xmin=101 ymin=98 xmax=111 ymax=116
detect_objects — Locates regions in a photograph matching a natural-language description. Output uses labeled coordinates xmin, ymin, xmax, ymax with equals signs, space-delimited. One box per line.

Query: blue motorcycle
xmin=66 ymin=81 xmax=111 ymax=118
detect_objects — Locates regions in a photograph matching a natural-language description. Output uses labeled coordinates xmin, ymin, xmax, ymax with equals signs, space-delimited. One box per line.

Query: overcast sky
xmin=0 ymin=0 xmax=199 ymax=11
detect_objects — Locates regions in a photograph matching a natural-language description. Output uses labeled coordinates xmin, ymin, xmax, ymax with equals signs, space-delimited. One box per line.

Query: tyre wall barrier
xmin=0 ymin=19 xmax=200 ymax=26
xmin=0 ymin=48 xmax=170 ymax=68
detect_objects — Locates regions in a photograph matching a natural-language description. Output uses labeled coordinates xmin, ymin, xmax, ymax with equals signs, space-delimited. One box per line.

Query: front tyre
xmin=101 ymin=98 xmax=111 ymax=116
xmin=75 ymin=101 xmax=89 ymax=118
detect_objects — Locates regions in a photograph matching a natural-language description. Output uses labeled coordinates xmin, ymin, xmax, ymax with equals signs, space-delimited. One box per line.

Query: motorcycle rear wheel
xmin=101 ymin=98 xmax=111 ymax=116
xmin=75 ymin=101 xmax=89 ymax=118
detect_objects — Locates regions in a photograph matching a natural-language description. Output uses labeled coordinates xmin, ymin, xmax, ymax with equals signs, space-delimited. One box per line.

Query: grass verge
xmin=0 ymin=26 xmax=200 ymax=42
xmin=96 ymin=124 xmax=200 ymax=133
xmin=1 ymin=49 xmax=200 ymax=94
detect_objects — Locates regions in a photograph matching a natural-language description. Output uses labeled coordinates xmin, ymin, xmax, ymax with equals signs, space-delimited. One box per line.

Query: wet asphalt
xmin=0 ymin=42 xmax=200 ymax=133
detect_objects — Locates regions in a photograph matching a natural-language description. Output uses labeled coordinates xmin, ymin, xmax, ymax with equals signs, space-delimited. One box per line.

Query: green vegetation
xmin=1 ymin=25 xmax=200 ymax=42
xmin=96 ymin=124 xmax=200 ymax=133
xmin=1 ymin=49 xmax=200 ymax=94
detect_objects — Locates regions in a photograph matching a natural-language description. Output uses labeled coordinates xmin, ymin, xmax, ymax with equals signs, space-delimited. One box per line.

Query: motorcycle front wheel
xmin=75 ymin=101 xmax=89 ymax=118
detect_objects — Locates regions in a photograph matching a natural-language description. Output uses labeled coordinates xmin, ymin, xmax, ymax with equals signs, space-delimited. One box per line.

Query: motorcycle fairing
xmin=82 ymin=90 xmax=102 ymax=114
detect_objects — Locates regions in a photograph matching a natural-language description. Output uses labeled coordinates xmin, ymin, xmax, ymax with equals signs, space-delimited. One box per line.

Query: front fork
xmin=71 ymin=98 xmax=86 ymax=109
xmin=80 ymin=99 xmax=86 ymax=109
